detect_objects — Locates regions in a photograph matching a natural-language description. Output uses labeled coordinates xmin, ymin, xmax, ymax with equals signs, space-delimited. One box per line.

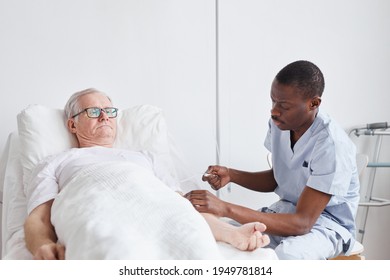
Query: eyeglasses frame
xmin=71 ymin=107 xmax=119 ymax=119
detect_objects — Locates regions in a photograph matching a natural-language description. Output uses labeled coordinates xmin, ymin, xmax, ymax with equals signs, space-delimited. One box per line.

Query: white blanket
xmin=3 ymin=160 xmax=277 ymax=260
xmin=51 ymin=161 xmax=223 ymax=259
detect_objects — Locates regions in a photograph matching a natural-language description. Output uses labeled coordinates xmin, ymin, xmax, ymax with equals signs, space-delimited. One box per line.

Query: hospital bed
xmin=0 ymin=104 xmax=277 ymax=260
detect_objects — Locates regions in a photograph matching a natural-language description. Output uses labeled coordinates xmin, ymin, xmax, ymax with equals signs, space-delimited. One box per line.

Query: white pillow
xmin=17 ymin=104 xmax=172 ymax=190
xmin=114 ymin=104 xmax=170 ymax=154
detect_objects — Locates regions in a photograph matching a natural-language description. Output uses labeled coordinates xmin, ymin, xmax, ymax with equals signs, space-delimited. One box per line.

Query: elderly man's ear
xmin=67 ymin=119 xmax=77 ymax=134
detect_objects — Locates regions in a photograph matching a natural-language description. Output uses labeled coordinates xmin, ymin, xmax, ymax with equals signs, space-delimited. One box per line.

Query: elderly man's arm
xmin=24 ymin=200 xmax=65 ymax=260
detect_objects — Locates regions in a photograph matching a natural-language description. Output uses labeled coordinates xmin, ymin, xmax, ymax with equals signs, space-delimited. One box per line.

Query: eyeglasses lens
xmin=86 ymin=107 xmax=117 ymax=118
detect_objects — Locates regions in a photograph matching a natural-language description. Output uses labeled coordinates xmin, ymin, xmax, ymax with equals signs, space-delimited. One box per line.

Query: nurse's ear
xmin=310 ymin=97 xmax=321 ymax=110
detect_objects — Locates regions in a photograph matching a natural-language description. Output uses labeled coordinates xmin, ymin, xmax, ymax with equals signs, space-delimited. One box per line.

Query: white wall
xmin=1 ymin=0 xmax=389 ymax=259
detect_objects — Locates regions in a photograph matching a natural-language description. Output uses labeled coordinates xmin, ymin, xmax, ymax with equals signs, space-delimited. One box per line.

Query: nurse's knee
xmin=274 ymin=244 xmax=305 ymax=260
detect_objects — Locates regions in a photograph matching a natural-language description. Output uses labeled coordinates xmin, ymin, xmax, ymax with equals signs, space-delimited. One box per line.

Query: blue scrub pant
xmin=266 ymin=224 xmax=344 ymax=259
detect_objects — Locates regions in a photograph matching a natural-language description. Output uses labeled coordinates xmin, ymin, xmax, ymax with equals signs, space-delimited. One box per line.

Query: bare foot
xmin=201 ymin=213 xmax=270 ymax=251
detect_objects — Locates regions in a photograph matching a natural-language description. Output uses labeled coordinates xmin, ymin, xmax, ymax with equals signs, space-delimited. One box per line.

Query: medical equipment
xmin=349 ymin=122 xmax=390 ymax=243
xmin=203 ymin=172 xmax=218 ymax=180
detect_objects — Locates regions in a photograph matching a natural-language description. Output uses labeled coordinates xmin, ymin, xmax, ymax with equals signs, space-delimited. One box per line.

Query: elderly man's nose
xmin=99 ymin=110 xmax=109 ymax=120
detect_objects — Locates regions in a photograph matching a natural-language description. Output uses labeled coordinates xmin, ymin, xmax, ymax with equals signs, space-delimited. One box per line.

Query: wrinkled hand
xmin=202 ymin=165 xmax=230 ymax=191
xmin=185 ymin=190 xmax=227 ymax=217
xmin=34 ymin=243 xmax=65 ymax=260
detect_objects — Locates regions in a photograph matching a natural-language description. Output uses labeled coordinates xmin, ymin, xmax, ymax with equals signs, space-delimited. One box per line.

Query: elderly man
xmin=24 ymin=88 xmax=269 ymax=260
xmin=186 ymin=60 xmax=360 ymax=259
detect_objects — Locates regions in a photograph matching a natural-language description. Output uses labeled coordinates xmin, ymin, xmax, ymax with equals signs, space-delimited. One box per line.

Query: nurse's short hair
xmin=275 ymin=60 xmax=325 ymax=99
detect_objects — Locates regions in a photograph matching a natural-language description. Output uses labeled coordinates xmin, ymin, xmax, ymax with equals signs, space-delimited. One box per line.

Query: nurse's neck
xmin=290 ymin=131 xmax=298 ymax=150
xmin=290 ymin=111 xmax=318 ymax=150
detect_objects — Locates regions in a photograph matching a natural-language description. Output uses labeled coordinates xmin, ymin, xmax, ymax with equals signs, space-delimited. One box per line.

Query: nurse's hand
xmin=202 ymin=165 xmax=230 ymax=190
xmin=184 ymin=190 xmax=228 ymax=217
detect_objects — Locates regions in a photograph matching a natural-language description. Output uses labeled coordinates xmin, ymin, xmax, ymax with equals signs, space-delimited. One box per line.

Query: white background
xmin=1 ymin=0 xmax=389 ymax=259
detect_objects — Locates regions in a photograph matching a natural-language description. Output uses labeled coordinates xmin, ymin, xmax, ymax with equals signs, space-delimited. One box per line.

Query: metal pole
xmin=359 ymin=134 xmax=383 ymax=243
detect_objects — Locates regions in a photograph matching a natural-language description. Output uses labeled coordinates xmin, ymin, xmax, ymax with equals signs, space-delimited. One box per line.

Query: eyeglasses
xmin=72 ymin=107 xmax=118 ymax=119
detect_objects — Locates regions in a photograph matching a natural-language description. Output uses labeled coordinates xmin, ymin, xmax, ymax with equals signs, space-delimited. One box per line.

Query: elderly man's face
xmin=68 ymin=93 xmax=117 ymax=148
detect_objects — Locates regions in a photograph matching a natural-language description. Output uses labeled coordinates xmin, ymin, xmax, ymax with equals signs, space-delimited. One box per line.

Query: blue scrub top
xmin=264 ymin=111 xmax=360 ymax=252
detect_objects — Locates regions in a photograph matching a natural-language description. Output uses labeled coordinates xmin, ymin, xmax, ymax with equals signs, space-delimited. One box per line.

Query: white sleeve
xmin=25 ymin=155 xmax=59 ymax=214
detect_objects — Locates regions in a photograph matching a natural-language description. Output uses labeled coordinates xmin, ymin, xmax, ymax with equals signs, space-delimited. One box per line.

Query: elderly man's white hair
xmin=64 ymin=88 xmax=112 ymax=119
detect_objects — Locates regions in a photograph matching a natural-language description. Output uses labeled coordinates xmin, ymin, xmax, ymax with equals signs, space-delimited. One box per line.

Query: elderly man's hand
xmin=34 ymin=243 xmax=65 ymax=260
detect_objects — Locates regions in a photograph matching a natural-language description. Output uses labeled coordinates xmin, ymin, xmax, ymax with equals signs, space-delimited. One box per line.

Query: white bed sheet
xmin=1 ymin=104 xmax=278 ymax=260
xmin=1 ymin=132 xmax=31 ymax=259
